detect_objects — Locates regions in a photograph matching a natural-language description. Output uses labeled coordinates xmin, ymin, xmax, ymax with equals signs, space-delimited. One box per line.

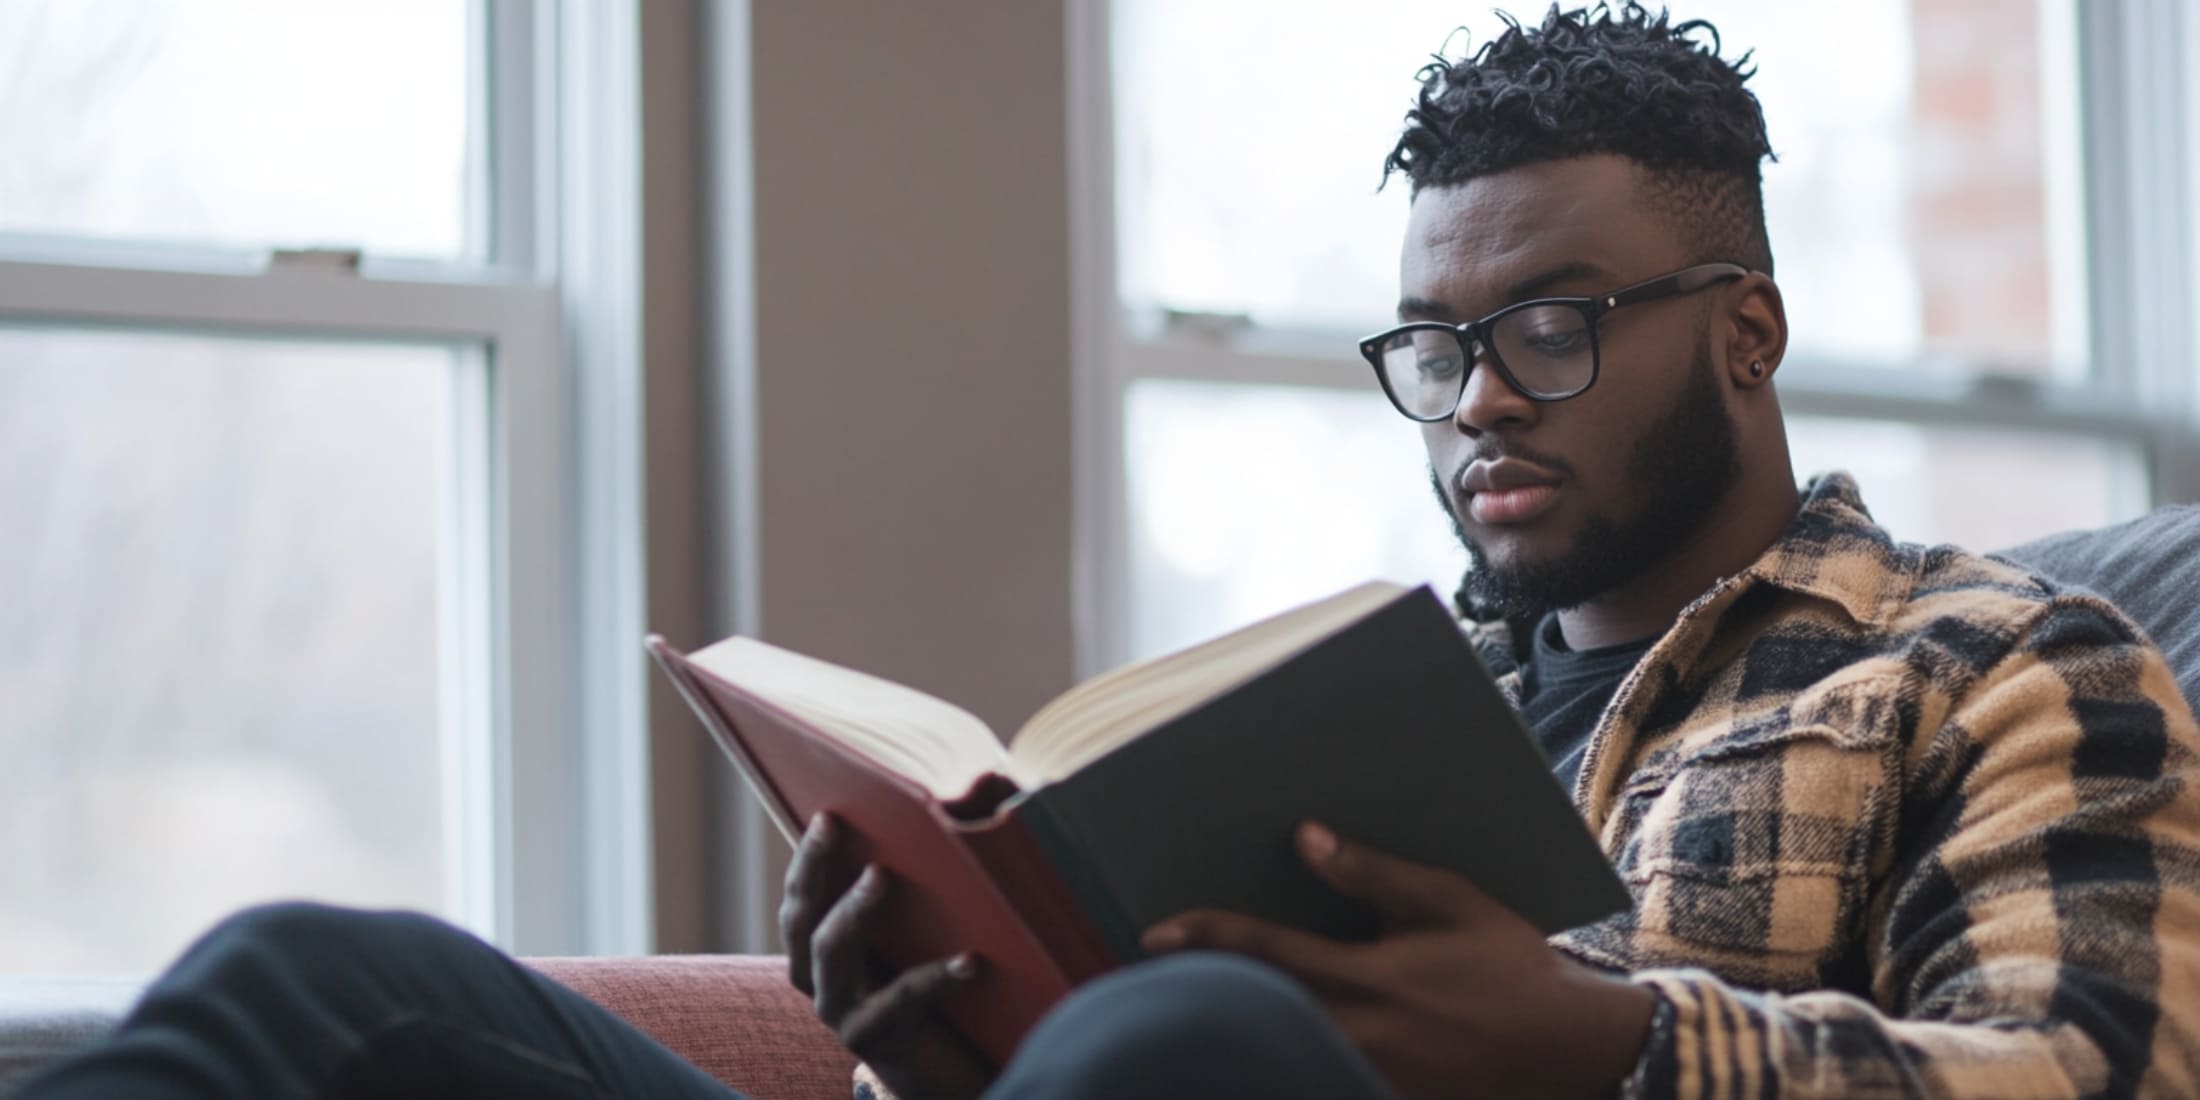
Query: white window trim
xmin=696 ymin=0 xmax=781 ymax=953
xmin=0 ymin=0 xmax=656 ymax=959
xmin=548 ymin=0 xmax=654 ymax=960
xmin=1072 ymin=0 xmax=2200 ymax=678
xmin=1068 ymin=0 xmax=1130 ymax=683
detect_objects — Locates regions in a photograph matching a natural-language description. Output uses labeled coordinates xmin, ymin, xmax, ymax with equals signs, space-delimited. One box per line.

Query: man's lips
xmin=1458 ymin=457 xmax=1564 ymax=526
xmin=1468 ymin=483 xmax=1560 ymax=525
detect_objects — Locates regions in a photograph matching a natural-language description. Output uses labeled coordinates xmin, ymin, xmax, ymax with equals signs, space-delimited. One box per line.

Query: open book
xmin=647 ymin=581 xmax=1627 ymax=1064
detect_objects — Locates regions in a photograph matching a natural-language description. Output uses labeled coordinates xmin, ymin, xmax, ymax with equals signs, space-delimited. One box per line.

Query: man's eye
xmin=1417 ymin=356 xmax=1465 ymax=379
xmin=1521 ymin=329 xmax=1590 ymax=354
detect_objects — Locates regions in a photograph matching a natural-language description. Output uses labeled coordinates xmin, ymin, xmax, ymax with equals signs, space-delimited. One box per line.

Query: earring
xmin=1748 ymin=360 xmax=1765 ymax=379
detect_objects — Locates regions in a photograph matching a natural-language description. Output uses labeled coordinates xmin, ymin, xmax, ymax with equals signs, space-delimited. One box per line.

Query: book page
xmin=688 ymin=637 xmax=1011 ymax=799
xmin=1003 ymin=580 xmax=1408 ymax=784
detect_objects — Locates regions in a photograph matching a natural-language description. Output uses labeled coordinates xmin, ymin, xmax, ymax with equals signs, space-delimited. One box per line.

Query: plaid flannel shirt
xmin=1467 ymin=472 xmax=2200 ymax=1098
xmin=860 ymin=472 xmax=2200 ymax=1099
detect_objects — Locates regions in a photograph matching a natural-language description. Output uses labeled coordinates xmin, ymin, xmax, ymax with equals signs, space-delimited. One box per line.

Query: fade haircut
xmin=1383 ymin=3 xmax=1776 ymax=275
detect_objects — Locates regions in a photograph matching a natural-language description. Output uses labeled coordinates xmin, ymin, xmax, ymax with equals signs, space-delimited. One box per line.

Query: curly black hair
xmin=1384 ymin=3 xmax=1776 ymax=274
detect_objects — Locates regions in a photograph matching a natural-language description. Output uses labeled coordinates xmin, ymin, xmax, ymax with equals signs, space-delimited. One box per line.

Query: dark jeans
xmin=20 ymin=903 xmax=1398 ymax=1099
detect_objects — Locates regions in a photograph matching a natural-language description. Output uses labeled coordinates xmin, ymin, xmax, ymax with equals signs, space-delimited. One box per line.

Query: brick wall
xmin=1909 ymin=0 xmax=2053 ymax=372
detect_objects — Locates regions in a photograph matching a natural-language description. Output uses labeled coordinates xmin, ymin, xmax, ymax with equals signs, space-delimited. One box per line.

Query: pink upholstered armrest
xmin=526 ymin=955 xmax=854 ymax=1100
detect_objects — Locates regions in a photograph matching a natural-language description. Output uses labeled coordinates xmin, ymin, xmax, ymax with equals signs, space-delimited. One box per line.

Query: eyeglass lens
xmin=1375 ymin=303 xmax=1596 ymax=417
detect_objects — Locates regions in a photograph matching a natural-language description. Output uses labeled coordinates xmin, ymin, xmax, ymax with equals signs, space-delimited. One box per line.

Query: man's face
xmin=1405 ymin=155 xmax=1742 ymax=620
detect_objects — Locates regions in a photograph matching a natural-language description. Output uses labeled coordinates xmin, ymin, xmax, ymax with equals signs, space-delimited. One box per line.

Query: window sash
xmin=0 ymin=255 xmax=566 ymax=953
xmin=0 ymin=0 xmax=655 ymax=959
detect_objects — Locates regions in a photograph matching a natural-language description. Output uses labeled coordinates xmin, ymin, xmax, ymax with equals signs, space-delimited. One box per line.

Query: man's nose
xmin=1452 ymin=342 xmax=1538 ymax=434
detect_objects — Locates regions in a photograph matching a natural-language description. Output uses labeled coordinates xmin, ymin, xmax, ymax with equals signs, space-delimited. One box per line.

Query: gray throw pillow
xmin=1999 ymin=504 xmax=2200 ymax=717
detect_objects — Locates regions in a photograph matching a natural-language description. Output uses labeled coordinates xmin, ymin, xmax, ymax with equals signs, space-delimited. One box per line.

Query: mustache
xmin=1448 ymin=442 xmax=1576 ymax=491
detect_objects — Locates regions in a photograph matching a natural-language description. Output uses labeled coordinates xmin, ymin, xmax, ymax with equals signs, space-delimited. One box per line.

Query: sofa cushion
xmin=1999 ymin=503 xmax=2200 ymax=713
xmin=0 ymin=975 xmax=145 ymax=1096
xmin=527 ymin=955 xmax=855 ymax=1100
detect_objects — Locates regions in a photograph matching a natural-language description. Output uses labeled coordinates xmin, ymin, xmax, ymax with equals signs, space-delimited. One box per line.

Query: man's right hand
xmin=781 ymin=813 xmax=995 ymax=1100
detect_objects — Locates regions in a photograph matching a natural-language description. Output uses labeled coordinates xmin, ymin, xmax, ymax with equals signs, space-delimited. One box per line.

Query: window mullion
xmin=1071 ymin=0 xmax=1131 ymax=679
xmin=552 ymin=0 xmax=652 ymax=959
xmin=484 ymin=0 xmax=545 ymax=275
xmin=2078 ymin=0 xmax=2195 ymax=424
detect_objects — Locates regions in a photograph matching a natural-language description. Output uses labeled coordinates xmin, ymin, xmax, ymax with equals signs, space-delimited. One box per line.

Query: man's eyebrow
xmin=1395 ymin=260 xmax=1615 ymax=321
xmin=1396 ymin=296 xmax=1457 ymax=321
xmin=1507 ymin=260 xmax=1610 ymax=301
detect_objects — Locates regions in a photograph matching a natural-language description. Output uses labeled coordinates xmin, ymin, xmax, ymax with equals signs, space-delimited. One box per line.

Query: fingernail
xmin=946 ymin=953 xmax=978 ymax=979
xmin=809 ymin=812 xmax=831 ymax=837
xmin=1300 ymin=821 xmax=1338 ymax=861
xmin=1142 ymin=924 xmax=1185 ymax=952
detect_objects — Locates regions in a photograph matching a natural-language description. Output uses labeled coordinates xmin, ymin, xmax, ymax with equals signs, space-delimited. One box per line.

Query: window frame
xmin=0 ymin=0 xmax=655 ymax=958
xmin=1071 ymin=0 xmax=2200 ymax=677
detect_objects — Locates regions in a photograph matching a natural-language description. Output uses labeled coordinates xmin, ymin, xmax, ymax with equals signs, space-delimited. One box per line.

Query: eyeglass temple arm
xmin=1604 ymin=262 xmax=1750 ymax=308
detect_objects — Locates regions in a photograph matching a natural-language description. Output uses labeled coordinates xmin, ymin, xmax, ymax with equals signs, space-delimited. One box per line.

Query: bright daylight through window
xmin=0 ymin=0 xmax=472 ymax=258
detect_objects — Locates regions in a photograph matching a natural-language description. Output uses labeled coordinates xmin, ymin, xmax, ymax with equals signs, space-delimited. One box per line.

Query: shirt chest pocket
xmin=1613 ymin=679 xmax=1903 ymax=982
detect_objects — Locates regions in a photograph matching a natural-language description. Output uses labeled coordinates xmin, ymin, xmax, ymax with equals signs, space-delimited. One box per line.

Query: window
xmin=1086 ymin=0 xmax=2186 ymax=668
xmin=0 ymin=0 xmax=649 ymax=970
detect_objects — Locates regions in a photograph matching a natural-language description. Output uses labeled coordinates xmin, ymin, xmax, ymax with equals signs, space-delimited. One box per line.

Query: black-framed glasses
xmin=1357 ymin=262 xmax=1750 ymax=421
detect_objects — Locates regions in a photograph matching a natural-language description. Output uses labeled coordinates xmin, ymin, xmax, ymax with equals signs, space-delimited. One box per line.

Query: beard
xmin=1435 ymin=339 xmax=1742 ymax=622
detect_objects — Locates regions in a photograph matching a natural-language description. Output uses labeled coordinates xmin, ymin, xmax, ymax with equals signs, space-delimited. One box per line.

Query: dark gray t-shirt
xmin=1518 ymin=613 xmax=1654 ymax=794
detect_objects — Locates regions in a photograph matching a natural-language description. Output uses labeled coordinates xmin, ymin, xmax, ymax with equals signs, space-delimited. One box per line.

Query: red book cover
xmin=647 ymin=637 xmax=1118 ymax=1064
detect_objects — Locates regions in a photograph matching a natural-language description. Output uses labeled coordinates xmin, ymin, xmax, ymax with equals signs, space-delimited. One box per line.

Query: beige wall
xmin=644 ymin=1 xmax=1079 ymax=949
xmin=639 ymin=0 xmax=714 ymax=953
xmin=746 ymin=1 xmax=1077 ymax=731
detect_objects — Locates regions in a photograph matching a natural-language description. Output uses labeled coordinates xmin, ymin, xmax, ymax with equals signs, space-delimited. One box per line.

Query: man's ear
xmin=1725 ymin=273 xmax=1787 ymax=389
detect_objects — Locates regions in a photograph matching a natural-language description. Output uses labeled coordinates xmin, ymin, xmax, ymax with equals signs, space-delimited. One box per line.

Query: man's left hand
xmin=1142 ymin=822 xmax=1655 ymax=1100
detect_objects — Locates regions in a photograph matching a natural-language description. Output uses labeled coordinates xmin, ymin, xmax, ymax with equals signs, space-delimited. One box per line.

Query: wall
xmin=673 ymin=1 xmax=1079 ymax=949
xmin=744 ymin=2 xmax=1077 ymax=731
xmin=639 ymin=0 xmax=713 ymax=953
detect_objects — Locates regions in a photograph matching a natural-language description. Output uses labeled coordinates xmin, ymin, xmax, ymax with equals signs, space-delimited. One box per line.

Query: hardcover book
xmin=646 ymin=581 xmax=1627 ymax=1063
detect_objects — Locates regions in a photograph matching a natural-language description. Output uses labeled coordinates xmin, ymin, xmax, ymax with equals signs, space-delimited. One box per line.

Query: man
xmin=787 ymin=4 xmax=2200 ymax=1098
xmin=26 ymin=5 xmax=2200 ymax=1099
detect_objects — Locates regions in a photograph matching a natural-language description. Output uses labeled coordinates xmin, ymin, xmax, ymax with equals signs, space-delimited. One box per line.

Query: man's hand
xmin=1142 ymin=822 xmax=1655 ymax=1100
xmin=782 ymin=813 xmax=994 ymax=1100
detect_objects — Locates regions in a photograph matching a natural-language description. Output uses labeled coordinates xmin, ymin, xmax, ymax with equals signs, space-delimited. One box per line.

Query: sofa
xmin=0 ymin=957 xmax=858 ymax=1100
xmin=3 ymin=503 xmax=2194 ymax=1100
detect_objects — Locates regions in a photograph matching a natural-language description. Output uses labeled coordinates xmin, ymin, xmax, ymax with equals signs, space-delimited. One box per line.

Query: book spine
xmin=956 ymin=804 xmax=1123 ymax=984
xmin=648 ymin=640 xmax=803 ymax=839
xmin=1008 ymin=793 xmax=1148 ymax=968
